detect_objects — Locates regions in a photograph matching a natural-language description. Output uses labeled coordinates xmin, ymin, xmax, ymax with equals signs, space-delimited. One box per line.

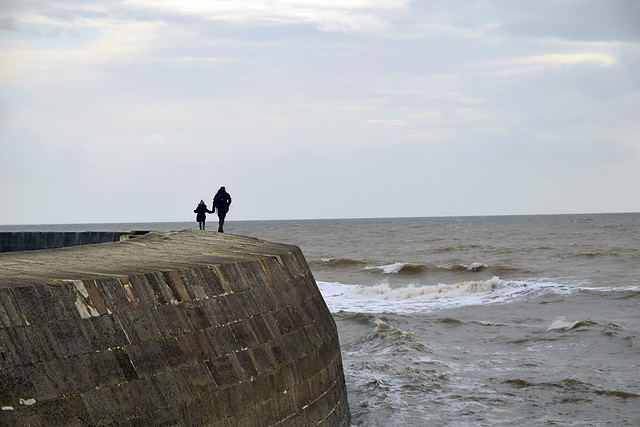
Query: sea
xmin=2 ymin=213 xmax=639 ymax=426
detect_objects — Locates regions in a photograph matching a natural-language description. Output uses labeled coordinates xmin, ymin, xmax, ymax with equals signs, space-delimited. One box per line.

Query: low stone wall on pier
xmin=0 ymin=231 xmax=150 ymax=252
xmin=0 ymin=230 xmax=350 ymax=426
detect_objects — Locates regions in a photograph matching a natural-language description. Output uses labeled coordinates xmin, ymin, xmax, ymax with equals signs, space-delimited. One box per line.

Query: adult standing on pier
xmin=213 ymin=186 xmax=232 ymax=233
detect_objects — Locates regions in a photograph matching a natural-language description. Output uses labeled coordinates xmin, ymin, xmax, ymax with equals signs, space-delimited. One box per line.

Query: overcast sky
xmin=1 ymin=0 xmax=639 ymax=224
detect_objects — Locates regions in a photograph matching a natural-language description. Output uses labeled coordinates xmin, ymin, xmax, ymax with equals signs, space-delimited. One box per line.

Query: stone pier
xmin=0 ymin=230 xmax=350 ymax=426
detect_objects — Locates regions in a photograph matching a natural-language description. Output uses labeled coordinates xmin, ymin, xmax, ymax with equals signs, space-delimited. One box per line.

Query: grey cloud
xmin=0 ymin=16 xmax=19 ymax=31
xmin=491 ymin=0 xmax=640 ymax=42
xmin=41 ymin=7 xmax=108 ymax=22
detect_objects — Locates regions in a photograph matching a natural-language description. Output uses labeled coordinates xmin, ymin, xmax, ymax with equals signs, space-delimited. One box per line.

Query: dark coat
xmin=213 ymin=190 xmax=232 ymax=215
xmin=194 ymin=203 xmax=213 ymax=222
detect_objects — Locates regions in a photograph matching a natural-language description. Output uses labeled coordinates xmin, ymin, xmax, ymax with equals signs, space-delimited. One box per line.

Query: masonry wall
xmin=0 ymin=232 xmax=130 ymax=252
xmin=0 ymin=231 xmax=350 ymax=426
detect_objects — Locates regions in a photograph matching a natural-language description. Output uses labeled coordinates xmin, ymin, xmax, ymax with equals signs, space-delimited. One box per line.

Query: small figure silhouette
xmin=194 ymin=200 xmax=213 ymax=230
xmin=212 ymin=187 xmax=232 ymax=233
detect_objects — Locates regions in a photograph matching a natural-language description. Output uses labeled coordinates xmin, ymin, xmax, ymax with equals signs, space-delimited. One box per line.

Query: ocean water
xmin=3 ymin=213 xmax=639 ymax=426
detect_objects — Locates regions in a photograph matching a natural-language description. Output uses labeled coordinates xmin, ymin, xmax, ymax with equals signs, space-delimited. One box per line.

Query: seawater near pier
xmin=0 ymin=230 xmax=350 ymax=426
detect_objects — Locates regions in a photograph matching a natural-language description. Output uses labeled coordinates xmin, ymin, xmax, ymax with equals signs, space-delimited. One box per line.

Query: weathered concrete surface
xmin=0 ymin=230 xmax=350 ymax=426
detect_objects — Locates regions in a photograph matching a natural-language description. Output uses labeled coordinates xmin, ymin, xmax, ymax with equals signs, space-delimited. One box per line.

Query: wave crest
xmin=547 ymin=316 xmax=597 ymax=331
xmin=351 ymin=277 xmax=502 ymax=300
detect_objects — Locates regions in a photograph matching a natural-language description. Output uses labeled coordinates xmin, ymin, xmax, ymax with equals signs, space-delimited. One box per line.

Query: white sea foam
xmin=351 ymin=277 xmax=502 ymax=300
xmin=547 ymin=316 xmax=582 ymax=331
xmin=365 ymin=262 xmax=406 ymax=274
xmin=465 ymin=262 xmax=488 ymax=271
xmin=317 ymin=278 xmax=577 ymax=314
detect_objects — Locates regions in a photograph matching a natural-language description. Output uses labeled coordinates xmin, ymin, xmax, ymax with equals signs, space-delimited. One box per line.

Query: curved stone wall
xmin=0 ymin=230 xmax=350 ymax=426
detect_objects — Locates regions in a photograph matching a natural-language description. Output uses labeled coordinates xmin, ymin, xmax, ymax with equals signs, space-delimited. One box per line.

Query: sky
xmin=1 ymin=0 xmax=639 ymax=224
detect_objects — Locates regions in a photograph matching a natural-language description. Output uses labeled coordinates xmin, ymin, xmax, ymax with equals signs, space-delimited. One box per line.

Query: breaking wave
xmin=309 ymin=258 xmax=367 ymax=267
xmin=364 ymin=262 xmax=491 ymax=274
xmin=351 ymin=277 xmax=502 ymax=300
xmin=317 ymin=278 xmax=577 ymax=314
xmin=364 ymin=262 xmax=428 ymax=275
xmin=314 ymin=259 xmax=521 ymax=275
xmin=546 ymin=316 xmax=598 ymax=331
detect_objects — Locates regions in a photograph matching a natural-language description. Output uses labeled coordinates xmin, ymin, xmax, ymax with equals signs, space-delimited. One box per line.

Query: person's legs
xmin=218 ymin=213 xmax=226 ymax=232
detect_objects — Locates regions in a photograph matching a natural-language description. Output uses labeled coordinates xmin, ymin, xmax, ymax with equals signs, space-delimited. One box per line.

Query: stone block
xmin=0 ymin=409 xmax=42 ymax=427
xmin=181 ymin=362 xmax=218 ymax=396
xmin=195 ymin=298 xmax=224 ymax=328
xmin=113 ymin=347 xmax=139 ymax=382
xmin=162 ymin=270 xmax=192 ymax=303
xmin=197 ymin=266 xmax=227 ymax=297
xmin=152 ymin=370 xmax=193 ymax=406
xmin=248 ymin=345 xmax=275 ymax=375
xmin=66 ymin=393 xmax=93 ymax=425
xmin=205 ymin=356 xmax=240 ymax=388
xmin=127 ymin=274 xmax=159 ymax=308
xmin=113 ymin=377 xmax=166 ymax=421
xmin=275 ymin=282 xmax=297 ymax=308
xmin=57 ymin=354 xmax=110 ymax=394
xmin=155 ymin=304 xmax=192 ymax=337
xmin=229 ymin=320 xmax=258 ymax=349
xmin=82 ymin=279 xmax=109 ymax=316
xmin=84 ymin=350 xmax=126 ymax=389
xmin=19 ymin=363 xmax=62 ymax=402
xmin=217 ymin=294 xmax=248 ymax=323
xmin=176 ymin=331 xmax=212 ymax=362
xmin=181 ymin=302 xmax=212 ymax=332
xmin=158 ymin=337 xmax=187 ymax=370
xmin=80 ymin=314 xmax=130 ymax=350
xmin=295 ymin=350 xmax=319 ymax=384
xmin=46 ymin=319 xmax=92 ymax=358
xmin=3 ymin=326 xmax=47 ymax=366
xmin=39 ymin=283 xmax=77 ymax=323
xmin=247 ymin=316 xmax=273 ymax=344
xmin=125 ymin=341 xmax=166 ymax=377
xmin=267 ymin=341 xmax=290 ymax=367
xmin=235 ymin=349 xmax=259 ymax=378
xmin=181 ymin=394 xmax=221 ymax=426
xmin=81 ymin=386 xmax=124 ymax=425
xmin=36 ymin=396 xmax=75 ymax=427
xmin=152 ymin=408 xmax=183 ymax=427
xmin=0 ymin=366 xmax=36 ymax=402
xmin=203 ymin=324 xmax=237 ymax=358
xmin=0 ymin=288 xmax=24 ymax=328
xmin=0 ymin=328 xmax=21 ymax=367
xmin=175 ymin=268 xmax=207 ymax=300
xmin=272 ymin=308 xmax=296 ymax=336
xmin=143 ymin=272 xmax=175 ymax=306
xmin=274 ymin=392 xmax=296 ymax=421
xmin=91 ymin=277 xmax=132 ymax=314
xmin=196 ymin=297 xmax=231 ymax=325
xmin=220 ymin=264 xmax=252 ymax=293
xmin=260 ymin=312 xmax=282 ymax=339
xmin=11 ymin=285 xmax=49 ymax=325
xmin=244 ymin=288 xmax=268 ymax=315
xmin=121 ymin=308 xmax=165 ymax=343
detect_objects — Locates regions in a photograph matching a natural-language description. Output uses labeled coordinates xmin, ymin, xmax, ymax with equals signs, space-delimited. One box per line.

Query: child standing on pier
xmin=194 ymin=200 xmax=213 ymax=230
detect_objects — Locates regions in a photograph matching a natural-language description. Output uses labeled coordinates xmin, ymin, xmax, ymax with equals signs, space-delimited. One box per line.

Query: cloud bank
xmin=1 ymin=0 xmax=639 ymax=223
